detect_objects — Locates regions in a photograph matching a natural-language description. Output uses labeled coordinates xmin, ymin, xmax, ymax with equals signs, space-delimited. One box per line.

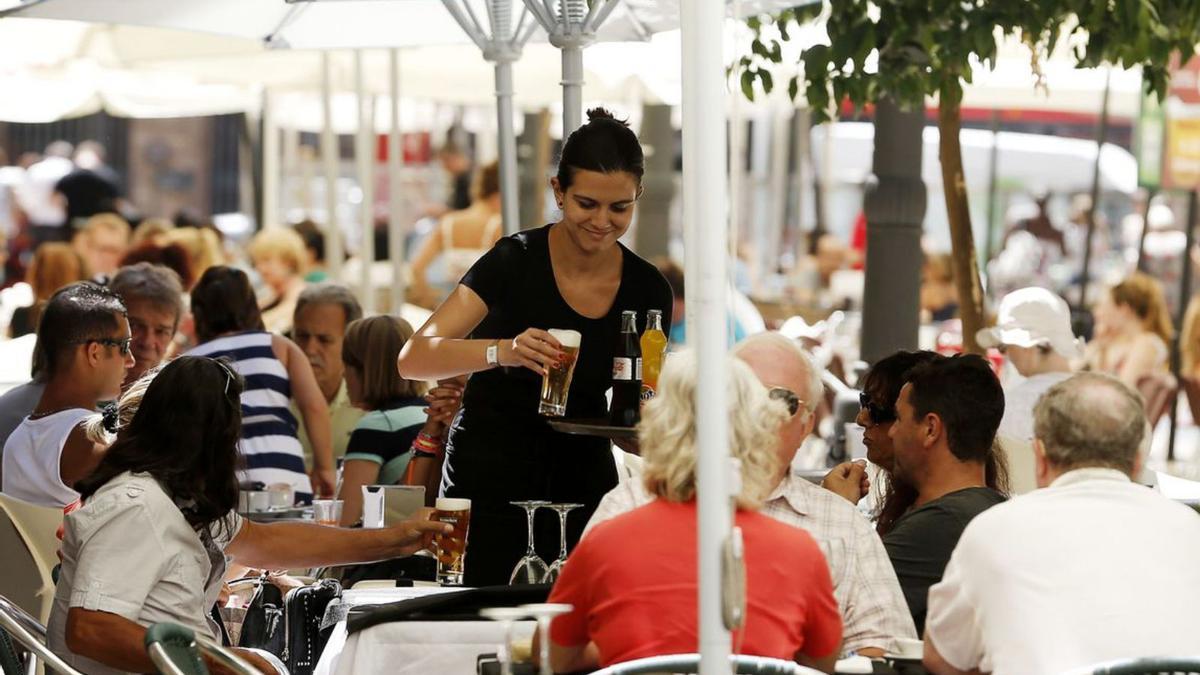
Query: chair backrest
xmin=588 ymin=653 xmax=824 ymax=675
xmin=145 ymin=622 xmax=209 ymax=675
xmin=0 ymin=593 xmax=84 ymax=675
xmin=1087 ymin=656 xmax=1200 ymax=674
xmin=1137 ymin=373 xmax=1178 ymax=429
xmin=144 ymin=622 xmax=272 ymax=675
xmin=1182 ymin=376 xmax=1200 ymax=424
xmin=0 ymin=494 xmax=64 ymax=623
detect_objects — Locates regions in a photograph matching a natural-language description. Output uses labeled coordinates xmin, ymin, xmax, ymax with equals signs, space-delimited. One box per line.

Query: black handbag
xmin=282 ymin=578 xmax=343 ymax=675
xmin=238 ymin=574 xmax=286 ymax=657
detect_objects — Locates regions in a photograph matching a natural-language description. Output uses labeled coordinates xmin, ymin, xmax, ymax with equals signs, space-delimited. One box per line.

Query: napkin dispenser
xmin=361 ymin=485 xmax=425 ymax=528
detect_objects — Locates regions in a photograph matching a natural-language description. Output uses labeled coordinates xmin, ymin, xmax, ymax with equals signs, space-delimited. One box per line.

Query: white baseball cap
xmin=976 ymin=287 xmax=1084 ymax=359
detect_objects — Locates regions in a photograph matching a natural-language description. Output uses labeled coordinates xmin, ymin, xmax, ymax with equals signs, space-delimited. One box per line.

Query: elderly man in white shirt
xmin=587 ymin=332 xmax=916 ymax=657
xmin=924 ymin=373 xmax=1200 ymax=675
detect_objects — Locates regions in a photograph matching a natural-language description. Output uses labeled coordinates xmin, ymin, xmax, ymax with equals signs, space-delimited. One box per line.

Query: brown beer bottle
xmin=609 ymin=310 xmax=642 ymax=426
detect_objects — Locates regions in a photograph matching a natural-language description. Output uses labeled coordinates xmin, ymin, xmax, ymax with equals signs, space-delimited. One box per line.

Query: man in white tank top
xmin=2 ymin=282 xmax=133 ymax=508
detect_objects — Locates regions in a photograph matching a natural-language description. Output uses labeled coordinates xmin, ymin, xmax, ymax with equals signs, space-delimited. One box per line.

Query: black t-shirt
xmin=55 ymin=167 xmax=120 ymax=226
xmin=449 ymin=223 xmax=673 ymax=483
xmin=882 ymin=486 xmax=1006 ymax=635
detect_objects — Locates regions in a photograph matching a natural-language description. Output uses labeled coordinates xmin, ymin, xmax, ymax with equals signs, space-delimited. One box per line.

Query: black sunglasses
xmin=768 ymin=387 xmax=802 ymax=417
xmin=859 ymin=391 xmax=896 ymax=424
xmin=75 ymin=337 xmax=132 ymax=357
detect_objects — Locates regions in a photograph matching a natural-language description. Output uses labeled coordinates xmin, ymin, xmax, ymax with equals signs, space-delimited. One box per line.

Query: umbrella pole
xmin=1168 ymin=189 xmax=1197 ymax=463
xmin=561 ymin=44 xmax=584 ymax=139
xmin=355 ymin=50 xmax=376 ymax=311
xmin=389 ymin=48 xmax=407 ymax=312
xmin=321 ymin=51 xmax=343 ymax=282
xmin=681 ymin=2 xmax=732 ymax=673
xmin=262 ymin=90 xmax=280 ymax=229
xmin=1136 ymin=188 xmax=1155 ymax=272
xmin=1077 ymin=68 xmax=1111 ymax=309
xmin=495 ymin=59 xmax=521 ymax=235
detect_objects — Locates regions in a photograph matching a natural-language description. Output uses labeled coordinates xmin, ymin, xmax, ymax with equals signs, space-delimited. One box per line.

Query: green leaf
xmin=752 ymin=39 xmax=770 ymax=59
xmin=788 ymin=74 xmax=800 ymax=101
xmin=741 ymin=69 xmax=757 ymax=101
xmin=760 ymin=69 xmax=775 ymax=93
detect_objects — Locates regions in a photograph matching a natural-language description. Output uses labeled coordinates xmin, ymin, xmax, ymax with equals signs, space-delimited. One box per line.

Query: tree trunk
xmin=938 ymin=102 xmax=987 ymax=355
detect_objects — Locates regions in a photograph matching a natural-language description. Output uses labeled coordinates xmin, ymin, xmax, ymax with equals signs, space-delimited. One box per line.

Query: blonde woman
xmin=163 ymin=226 xmax=225 ymax=287
xmin=1086 ymin=272 xmax=1173 ymax=389
xmin=248 ymin=227 xmax=310 ymax=334
xmin=9 ymin=242 xmax=86 ymax=337
xmin=541 ymin=351 xmax=842 ymax=674
xmin=1184 ymin=295 xmax=1200 ymax=381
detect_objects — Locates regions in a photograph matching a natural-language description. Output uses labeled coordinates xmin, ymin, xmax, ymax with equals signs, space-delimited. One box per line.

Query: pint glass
xmin=538 ymin=329 xmax=581 ymax=417
xmin=433 ymin=497 xmax=471 ymax=585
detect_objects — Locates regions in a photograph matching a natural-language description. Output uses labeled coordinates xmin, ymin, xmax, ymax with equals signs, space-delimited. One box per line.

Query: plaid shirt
xmin=585 ymin=473 xmax=917 ymax=654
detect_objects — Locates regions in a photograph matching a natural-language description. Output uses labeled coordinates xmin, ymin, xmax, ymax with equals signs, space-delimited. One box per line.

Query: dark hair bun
xmin=557 ymin=108 xmax=643 ymax=191
xmin=585 ymin=107 xmax=627 ymax=126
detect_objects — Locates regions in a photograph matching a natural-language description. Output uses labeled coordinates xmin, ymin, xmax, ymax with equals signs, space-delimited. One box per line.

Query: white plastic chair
xmin=0 ymin=593 xmax=84 ymax=675
xmin=588 ymin=653 xmax=824 ymax=675
xmin=0 ymin=494 xmax=64 ymax=622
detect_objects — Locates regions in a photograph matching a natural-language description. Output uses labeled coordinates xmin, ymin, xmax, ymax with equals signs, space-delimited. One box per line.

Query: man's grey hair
xmin=294 ymin=283 xmax=363 ymax=326
xmin=1033 ymin=372 xmax=1146 ymax=474
xmin=732 ymin=331 xmax=823 ymax=418
xmin=109 ymin=263 xmax=184 ymax=326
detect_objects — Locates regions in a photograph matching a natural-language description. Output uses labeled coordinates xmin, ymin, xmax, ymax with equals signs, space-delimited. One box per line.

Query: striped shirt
xmin=186 ymin=331 xmax=313 ymax=502
xmin=343 ymin=399 xmax=427 ymax=486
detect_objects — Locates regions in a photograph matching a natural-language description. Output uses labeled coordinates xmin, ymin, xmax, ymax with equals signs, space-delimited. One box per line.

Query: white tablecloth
xmin=313 ymin=587 xmax=536 ymax=675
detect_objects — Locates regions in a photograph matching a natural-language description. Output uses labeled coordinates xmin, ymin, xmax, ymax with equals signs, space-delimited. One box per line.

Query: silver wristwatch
xmin=486 ymin=340 xmax=499 ymax=367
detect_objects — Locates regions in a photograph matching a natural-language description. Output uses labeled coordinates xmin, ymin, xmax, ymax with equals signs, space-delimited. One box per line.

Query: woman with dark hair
xmin=823 ymin=350 xmax=1009 ymax=535
xmin=48 ymin=356 xmax=449 ymax=675
xmin=186 ymin=266 xmax=335 ymax=501
xmin=398 ymin=108 xmax=675 ymax=585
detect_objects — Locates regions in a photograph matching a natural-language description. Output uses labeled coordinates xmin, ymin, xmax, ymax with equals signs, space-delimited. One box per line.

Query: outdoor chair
xmin=144 ymin=622 xmax=289 ymax=675
xmin=1137 ymin=373 xmax=1179 ymax=430
xmin=0 ymin=494 xmax=65 ymax=623
xmin=0 ymin=593 xmax=84 ymax=675
xmin=1181 ymin=375 xmax=1200 ymax=424
xmin=1086 ymin=656 xmax=1200 ymax=674
xmin=587 ymin=653 xmax=824 ymax=675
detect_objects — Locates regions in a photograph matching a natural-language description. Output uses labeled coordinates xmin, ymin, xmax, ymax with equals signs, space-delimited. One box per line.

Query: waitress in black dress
xmin=398 ymin=108 xmax=673 ymax=585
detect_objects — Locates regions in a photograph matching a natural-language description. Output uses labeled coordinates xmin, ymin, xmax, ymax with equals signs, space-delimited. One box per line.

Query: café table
xmin=313 ymin=586 xmax=536 ymax=675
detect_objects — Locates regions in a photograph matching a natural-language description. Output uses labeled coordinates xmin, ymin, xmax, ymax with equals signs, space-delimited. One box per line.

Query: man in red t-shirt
xmin=540 ymin=352 xmax=842 ymax=673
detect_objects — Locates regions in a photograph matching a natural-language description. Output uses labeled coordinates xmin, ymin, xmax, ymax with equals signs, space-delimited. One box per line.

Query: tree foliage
xmin=739 ymin=0 xmax=1200 ymax=354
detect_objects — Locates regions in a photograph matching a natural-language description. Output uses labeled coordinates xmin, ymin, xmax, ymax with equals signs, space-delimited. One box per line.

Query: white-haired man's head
xmin=732 ymin=332 xmax=824 ymax=478
xmin=1033 ymin=372 xmax=1147 ymax=487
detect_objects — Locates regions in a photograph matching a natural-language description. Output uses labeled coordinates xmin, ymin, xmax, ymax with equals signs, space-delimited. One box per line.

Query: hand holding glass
xmin=538 ymin=329 xmax=581 ymax=417
xmin=433 ymin=497 xmax=471 ymax=585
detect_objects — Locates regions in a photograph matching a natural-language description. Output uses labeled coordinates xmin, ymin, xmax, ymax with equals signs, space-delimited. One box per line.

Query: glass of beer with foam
xmin=538 ymin=329 xmax=581 ymax=417
xmin=433 ymin=497 xmax=471 ymax=585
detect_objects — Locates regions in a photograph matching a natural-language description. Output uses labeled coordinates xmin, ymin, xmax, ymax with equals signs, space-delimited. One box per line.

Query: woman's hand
xmin=310 ymin=468 xmax=337 ymax=498
xmin=500 ymin=328 xmax=563 ymax=376
xmin=820 ymin=460 xmax=869 ymax=504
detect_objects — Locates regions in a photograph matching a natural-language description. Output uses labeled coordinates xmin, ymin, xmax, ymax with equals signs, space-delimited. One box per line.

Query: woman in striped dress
xmin=186 ymin=266 xmax=334 ymax=502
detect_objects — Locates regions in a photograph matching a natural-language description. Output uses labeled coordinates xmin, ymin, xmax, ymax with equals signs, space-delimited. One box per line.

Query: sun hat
xmin=976 ymin=286 xmax=1084 ymax=359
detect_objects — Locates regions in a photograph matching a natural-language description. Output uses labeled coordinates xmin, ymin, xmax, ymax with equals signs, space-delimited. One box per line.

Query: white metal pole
xmin=321 ymin=51 xmax=343 ymax=282
xmin=355 ymin=50 xmax=376 ymax=311
xmin=262 ymin=89 xmax=280 ymax=229
xmin=561 ymin=45 xmax=584 ymax=139
xmin=389 ymin=48 xmax=406 ymax=312
xmin=681 ymin=2 xmax=731 ymax=674
xmin=495 ymin=60 xmax=521 ymax=235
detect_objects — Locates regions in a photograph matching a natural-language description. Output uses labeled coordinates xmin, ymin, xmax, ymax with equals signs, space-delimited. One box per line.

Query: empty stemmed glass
xmin=478 ymin=607 xmax=530 ymax=675
xmin=542 ymin=503 xmax=584 ymax=584
xmin=519 ymin=603 xmax=573 ymax=675
xmin=509 ymin=500 xmax=551 ymax=584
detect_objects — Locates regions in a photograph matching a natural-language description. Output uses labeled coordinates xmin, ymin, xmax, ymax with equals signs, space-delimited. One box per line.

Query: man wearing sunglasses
xmin=585 ymin=332 xmax=916 ymax=657
xmin=3 ymin=282 xmax=133 ymax=508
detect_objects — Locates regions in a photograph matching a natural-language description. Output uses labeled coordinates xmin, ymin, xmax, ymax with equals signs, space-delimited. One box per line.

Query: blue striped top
xmin=186 ymin=331 xmax=313 ymax=502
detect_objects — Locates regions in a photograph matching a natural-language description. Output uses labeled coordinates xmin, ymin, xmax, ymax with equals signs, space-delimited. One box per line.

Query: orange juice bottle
xmin=640 ymin=309 xmax=668 ymax=400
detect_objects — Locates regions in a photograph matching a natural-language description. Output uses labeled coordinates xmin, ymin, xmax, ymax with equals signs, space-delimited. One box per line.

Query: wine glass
xmin=509 ymin=500 xmax=551 ymax=584
xmin=542 ymin=503 xmax=584 ymax=584
xmin=478 ymin=607 xmax=530 ymax=675
xmin=519 ymin=603 xmax=573 ymax=675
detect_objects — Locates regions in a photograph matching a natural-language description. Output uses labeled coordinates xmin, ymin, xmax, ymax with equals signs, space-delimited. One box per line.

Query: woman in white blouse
xmin=48 ymin=356 xmax=449 ymax=675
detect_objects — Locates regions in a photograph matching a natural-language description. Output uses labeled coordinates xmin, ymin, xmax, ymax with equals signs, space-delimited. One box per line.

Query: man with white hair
xmin=924 ymin=373 xmax=1200 ymax=675
xmin=585 ymin=332 xmax=917 ymax=656
xmin=976 ymin=286 xmax=1081 ymax=443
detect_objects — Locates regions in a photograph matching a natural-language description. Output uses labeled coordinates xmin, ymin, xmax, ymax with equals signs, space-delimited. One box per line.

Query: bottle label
xmin=635 ymin=357 xmax=642 ymax=381
xmin=612 ymin=357 xmax=633 ymax=381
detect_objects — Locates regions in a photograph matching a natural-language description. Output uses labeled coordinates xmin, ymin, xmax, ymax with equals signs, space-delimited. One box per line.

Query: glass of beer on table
xmin=433 ymin=497 xmax=471 ymax=585
xmin=538 ymin=329 xmax=581 ymax=417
